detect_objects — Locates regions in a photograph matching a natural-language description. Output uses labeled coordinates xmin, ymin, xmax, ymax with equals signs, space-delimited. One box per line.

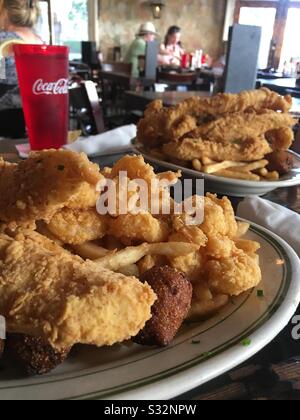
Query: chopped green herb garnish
xmin=192 ymin=340 xmax=201 ymax=345
xmin=57 ymin=165 xmax=65 ymax=171
xmin=242 ymin=338 xmax=252 ymax=347
xmin=257 ymin=290 xmax=264 ymax=298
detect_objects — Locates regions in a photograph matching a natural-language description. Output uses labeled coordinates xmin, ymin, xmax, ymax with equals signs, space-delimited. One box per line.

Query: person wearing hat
xmin=125 ymin=22 xmax=158 ymax=77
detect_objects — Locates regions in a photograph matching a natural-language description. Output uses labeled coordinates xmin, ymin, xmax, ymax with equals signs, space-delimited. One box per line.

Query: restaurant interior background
xmin=36 ymin=0 xmax=300 ymax=71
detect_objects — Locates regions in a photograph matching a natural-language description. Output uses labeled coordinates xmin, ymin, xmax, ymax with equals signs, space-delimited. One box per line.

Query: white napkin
xmin=65 ymin=124 xmax=136 ymax=157
xmin=237 ymin=196 xmax=300 ymax=255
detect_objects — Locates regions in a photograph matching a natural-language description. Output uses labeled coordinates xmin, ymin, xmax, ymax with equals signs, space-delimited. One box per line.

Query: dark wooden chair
xmin=0 ymin=108 xmax=26 ymax=138
xmin=69 ymin=81 xmax=105 ymax=136
xmin=99 ymin=63 xmax=133 ymax=128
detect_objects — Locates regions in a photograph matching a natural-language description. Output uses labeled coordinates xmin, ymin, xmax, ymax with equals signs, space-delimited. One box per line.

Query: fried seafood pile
xmin=0 ymin=150 xmax=262 ymax=375
xmin=137 ymin=88 xmax=297 ymax=181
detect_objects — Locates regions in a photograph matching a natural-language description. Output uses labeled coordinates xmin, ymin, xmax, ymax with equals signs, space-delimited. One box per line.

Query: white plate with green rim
xmin=0 ymin=220 xmax=300 ymax=400
xmin=132 ymin=143 xmax=300 ymax=198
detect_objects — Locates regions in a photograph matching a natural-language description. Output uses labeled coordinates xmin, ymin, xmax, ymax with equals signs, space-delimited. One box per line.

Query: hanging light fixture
xmin=150 ymin=1 xmax=165 ymax=19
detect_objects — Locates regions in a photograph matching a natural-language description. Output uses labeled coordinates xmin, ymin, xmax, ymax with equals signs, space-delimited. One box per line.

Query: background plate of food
xmin=133 ymin=143 xmax=300 ymax=197
xmin=0 ymin=151 xmax=300 ymax=400
xmin=135 ymin=88 xmax=300 ymax=197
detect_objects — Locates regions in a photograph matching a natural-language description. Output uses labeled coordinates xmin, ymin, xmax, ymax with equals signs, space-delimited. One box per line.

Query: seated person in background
xmin=159 ymin=26 xmax=184 ymax=67
xmin=0 ymin=0 xmax=42 ymax=112
xmin=125 ymin=22 xmax=158 ymax=78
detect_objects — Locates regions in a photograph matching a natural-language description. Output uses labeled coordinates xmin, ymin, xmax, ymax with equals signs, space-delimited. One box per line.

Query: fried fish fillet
xmin=0 ymin=232 xmax=156 ymax=350
xmin=0 ymin=150 xmax=102 ymax=228
xmin=186 ymin=111 xmax=296 ymax=145
xmin=163 ymin=136 xmax=272 ymax=162
xmin=46 ymin=208 xmax=108 ymax=245
xmin=265 ymin=127 xmax=295 ymax=151
xmin=137 ymin=88 xmax=293 ymax=147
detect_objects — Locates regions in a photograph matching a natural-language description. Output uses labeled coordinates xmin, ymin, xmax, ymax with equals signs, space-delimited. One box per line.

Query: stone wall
xmin=98 ymin=0 xmax=227 ymax=61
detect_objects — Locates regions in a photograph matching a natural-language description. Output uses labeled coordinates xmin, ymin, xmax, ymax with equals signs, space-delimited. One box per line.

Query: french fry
xmin=118 ymin=264 xmax=140 ymax=277
xmin=264 ymin=171 xmax=280 ymax=181
xmin=95 ymin=242 xmax=200 ymax=271
xmin=138 ymin=255 xmax=168 ymax=276
xmin=215 ymin=169 xmax=261 ymax=181
xmin=258 ymin=168 xmax=268 ymax=177
xmin=236 ymin=222 xmax=250 ymax=238
xmin=234 ymin=239 xmax=261 ymax=254
xmin=229 ymin=160 xmax=268 ymax=173
xmin=203 ymin=160 xmax=245 ymax=174
xmin=192 ymin=159 xmax=202 ymax=172
xmin=72 ymin=242 xmax=110 ymax=260
xmin=101 ymin=167 xmax=112 ymax=177
xmin=202 ymin=157 xmax=215 ymax=165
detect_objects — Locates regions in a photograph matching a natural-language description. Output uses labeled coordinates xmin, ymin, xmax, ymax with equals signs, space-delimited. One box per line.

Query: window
xmin=239 ymin=6 xmax=277 ymax=69
xmin=280 ymin=7 xmax=300 ymax=68
xmin=234 ymin=0 xmax=300 ymax=69
xmin=52 ymin=0 xmax=89 ymax=59
xmin=36 ymin=0 xmax=91 ymax=60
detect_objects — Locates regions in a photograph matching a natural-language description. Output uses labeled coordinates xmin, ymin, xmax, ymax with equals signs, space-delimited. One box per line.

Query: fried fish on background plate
xmin=184 ymin=111 xmax=296 ymax=149
xmin=137 ymin=88 xmax=293 ymax=148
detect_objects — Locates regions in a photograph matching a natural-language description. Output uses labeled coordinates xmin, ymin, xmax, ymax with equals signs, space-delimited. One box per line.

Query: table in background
xmin=258 ymin=78 xmax=300 ymax=96
xmin=125 ymin=90 xmax=211 ymax=113
xmin=125 ymin=90 xmax=300 ymax=115
xmin=1 ymin=139 xmax=300 ymax=401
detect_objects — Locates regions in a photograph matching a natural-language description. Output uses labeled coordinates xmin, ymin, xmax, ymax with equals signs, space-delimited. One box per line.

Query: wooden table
xmin=125 ymin=90 xmax=300 ymax=116
xmin=99 ymin=70 xmax=132 ymax=86
xmin=1 ymin=139 xmax=300 ymax=400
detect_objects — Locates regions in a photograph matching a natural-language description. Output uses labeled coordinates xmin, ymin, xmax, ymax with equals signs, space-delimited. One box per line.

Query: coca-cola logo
xmin=32 ymin=78 xmax=68 ymax=95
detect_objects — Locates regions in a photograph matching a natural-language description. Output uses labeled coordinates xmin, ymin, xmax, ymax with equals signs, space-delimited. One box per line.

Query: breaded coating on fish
xmin=137 ymin=88 xmax=293 ymax=147
xmin=0 ymin=232 xmax=156 ymax=350
xmin=0 ymin=150 xmax=102 ymax=227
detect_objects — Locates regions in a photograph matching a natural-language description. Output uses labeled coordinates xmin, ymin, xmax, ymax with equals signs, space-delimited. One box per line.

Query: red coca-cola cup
xmin=13 ymin=44 xmax=69 ymax=151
